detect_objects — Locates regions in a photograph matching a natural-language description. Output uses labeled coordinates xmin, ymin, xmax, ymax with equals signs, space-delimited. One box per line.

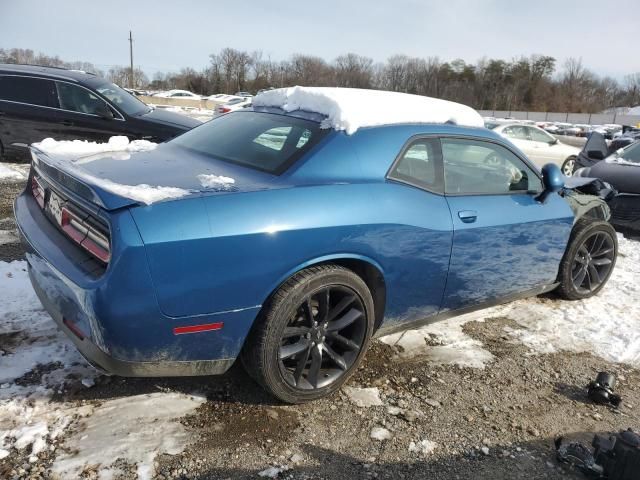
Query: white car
xmin=215 ymin=97 xmax=252 ymax=116
xmin=491 ymin=123 xmax=580 ymax=175
xmin=208 ymin=94 xmax=243 ymax=105
xmin=154 ymin=89 xmax=202 ymax=100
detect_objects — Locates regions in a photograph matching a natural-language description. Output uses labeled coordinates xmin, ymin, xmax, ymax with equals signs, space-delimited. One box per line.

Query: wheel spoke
xmin=308 ymin=346 xmax=322 ymax=388
xmin=588 ymin=262 xmax=601 ymax=287
xmin=327 ymin=308 xmax=362 ymax=332
xmin=592 ymin=257 xmax=612 ymax=266
xmin=322 ymin=343 xmax=347 ymax=370
xmin=327 ymin=332 xmax=360 ymax=351
xmin=317 ymin=289 xmax=330 ymax=323
xmin=293 ymin=345 xmax=312 ymax=385
xmin=593 ymin=246 xmax=614 ymax=257
xmin=327 ymin=295 xmax=356 ymax=323
xmin=573 ymin=265 xmax=587 ymax=287
xmin=302 ymin=298 xmax=315 ymax=325
xmin=282 ymin=326 xmax=311 ymax=338
xmin=589 ymin=233 xmax=605 ymax=255
xmin=280 ymin=339 xmax=310 ymax=360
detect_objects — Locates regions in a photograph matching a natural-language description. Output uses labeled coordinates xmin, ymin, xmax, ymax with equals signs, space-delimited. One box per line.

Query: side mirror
xmin=588 ymin=150 xmax=604 ymax=160
xmin=537 ymin=163 xmax=564 ymax=203
xmin=95 ymin=103 xmax=114 ymax=120
xmin=549 ymin=138 xmax=559 ymax=145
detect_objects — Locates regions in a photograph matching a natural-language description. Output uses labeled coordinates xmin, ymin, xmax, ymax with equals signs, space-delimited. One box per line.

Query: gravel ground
xmin=1 ymin=173 xmax=639 ymax=480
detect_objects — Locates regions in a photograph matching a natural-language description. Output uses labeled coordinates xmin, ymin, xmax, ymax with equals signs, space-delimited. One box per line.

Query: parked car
xmin=490 ymin=123 xmax=581 ymax=174
xmin=154 ymin=89 xmax=201 ymax=100
xmin=0 ymin=64 xmax=201 ymax=162
xmin=214 ymin=97 xmax=251 ymax=115
xmin=234 ymin=91 xmax=253 ymax=98
xmin=16 ymin=88 xmax=617 ymax=403
xmin=574 ymin=132 xmax=640 ymax=230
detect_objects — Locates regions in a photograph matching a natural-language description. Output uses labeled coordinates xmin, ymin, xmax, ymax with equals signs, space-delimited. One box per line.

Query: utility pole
xmin=128 ymin=31 xmax=134 ymax=88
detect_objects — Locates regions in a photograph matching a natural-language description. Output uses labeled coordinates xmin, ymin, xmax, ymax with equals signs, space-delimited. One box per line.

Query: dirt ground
xmin=1 ymin=173 xmax=639 ymax=480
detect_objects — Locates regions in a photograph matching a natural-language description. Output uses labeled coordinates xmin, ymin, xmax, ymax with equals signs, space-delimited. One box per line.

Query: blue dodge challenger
xmin=15 ymin=88 xmax=617 ymax=402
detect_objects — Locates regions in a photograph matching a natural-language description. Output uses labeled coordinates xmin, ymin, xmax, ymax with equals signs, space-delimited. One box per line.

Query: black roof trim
xmin=0 ymin=63 xmax=99 ymax=83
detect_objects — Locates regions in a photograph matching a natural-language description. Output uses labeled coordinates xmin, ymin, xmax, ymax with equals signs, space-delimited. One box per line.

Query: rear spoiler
xmin=30 ymin=147 xmax=140 ymax=211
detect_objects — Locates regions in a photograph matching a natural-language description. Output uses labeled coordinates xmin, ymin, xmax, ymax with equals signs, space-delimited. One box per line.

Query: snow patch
xmin=253 ymin=86 xmax=484 ymax=134
xmin=379 ymin=312 xmax=494 ymax=369
xmin=0 ymin=163 xmax=27 ymax=181
xmin=496 ymin=234 xmax=640 ymax=364
xmin=370 ymin=427 xmax=392 ymax=441
xmin=87 ymin=177 xmax=191 ymax=205
xmin=51 ymin=392 xmax=206 ymax=480
xmin=342 ymin=386 xmax=383 ymax=407
xmin=197 ymin=173 xmax=236 ymax=188
xmin=34 ymin=136 xmax=156 ymax=159
xmin=258 ymin=465 xmax=289 ymax=478
xmin=409 ymin=439 xmax=438 ymax=456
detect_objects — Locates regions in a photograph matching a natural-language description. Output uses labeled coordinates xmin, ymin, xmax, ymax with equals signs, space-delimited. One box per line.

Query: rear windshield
xmin=170 ymin=111 xmax=327 ymax=174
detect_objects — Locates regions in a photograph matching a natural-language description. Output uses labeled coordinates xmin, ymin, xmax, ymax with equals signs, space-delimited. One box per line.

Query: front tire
xmin=561 ymin=156 xmax=577 ymax=176
xmin=556 ymin=219 xmax=617 ymax=300
xmin=241 ymin=265 xmax=375 ymax=403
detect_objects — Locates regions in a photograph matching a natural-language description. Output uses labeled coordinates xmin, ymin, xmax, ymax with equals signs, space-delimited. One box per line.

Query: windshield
xmin=170 ymin=111 xmax=327 ymax=174
xmin=95 ymin=82 xmax=151 ymax=116
xmin=615 ymin=141 xmax=640 ymax=164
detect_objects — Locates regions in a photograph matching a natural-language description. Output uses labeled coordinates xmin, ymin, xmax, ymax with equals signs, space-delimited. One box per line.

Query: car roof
xmin=0 ymin=63 xmax=98 ymax=83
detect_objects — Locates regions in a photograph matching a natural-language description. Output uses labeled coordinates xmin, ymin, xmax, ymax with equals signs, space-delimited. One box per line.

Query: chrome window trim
xmin=0 ymin=74 xmax=126 ymax=121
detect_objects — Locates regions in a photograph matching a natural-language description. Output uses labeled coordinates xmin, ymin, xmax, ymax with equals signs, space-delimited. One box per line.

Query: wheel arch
xmin=260 ymin=254 xmax=387 ymax=333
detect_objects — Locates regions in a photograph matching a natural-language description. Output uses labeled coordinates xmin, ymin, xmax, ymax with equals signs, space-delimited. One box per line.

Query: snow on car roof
xmin=252 ymin=86 xmax=484 ymax=134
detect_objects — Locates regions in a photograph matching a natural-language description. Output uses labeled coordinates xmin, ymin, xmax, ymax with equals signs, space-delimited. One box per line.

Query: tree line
xmin=2 ymin=47 xmax=639 ymax=113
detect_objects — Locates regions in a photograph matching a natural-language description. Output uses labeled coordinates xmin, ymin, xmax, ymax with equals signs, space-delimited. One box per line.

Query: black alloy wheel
xmin=571 ymin=230 xmax=616 ymax=295
xmin=241 ymin=265 xmax=375 ymax=403
xmin=278 ymin=286 xmax=367 ymax=390
xmin=556 ymin=219 xmax=618 ymax=300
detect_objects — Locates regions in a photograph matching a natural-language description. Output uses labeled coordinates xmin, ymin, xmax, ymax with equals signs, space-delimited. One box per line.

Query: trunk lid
xmin=31 ymin=143 xmax=280 ymax=211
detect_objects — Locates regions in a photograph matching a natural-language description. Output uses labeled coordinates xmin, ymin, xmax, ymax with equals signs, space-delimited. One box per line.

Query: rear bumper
xmin=29 ymin=268 xmax=234 ymax=377
xmin=14 ymin=190 xmax=258 ymax=377
xmin=609 ymin=194 xmax=640 ymax=231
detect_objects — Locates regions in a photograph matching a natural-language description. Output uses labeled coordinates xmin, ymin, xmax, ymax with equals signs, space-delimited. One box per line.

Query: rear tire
xmin=241 ymin=265 xmax=375 ymax=403
xmin=556 ymin=219 xmax=617 ymax=300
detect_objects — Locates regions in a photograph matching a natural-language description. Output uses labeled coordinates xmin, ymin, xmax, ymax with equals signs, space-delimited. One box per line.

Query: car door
xmin=52 ymin=81 xmax=131 ymax=142
xmin=384 ymin=137 xmax=453 ymax=326
xmin=0 ymin=75 xmax=61 ymax=160
xmin=440 ymin=136 xmax=574 ymax=312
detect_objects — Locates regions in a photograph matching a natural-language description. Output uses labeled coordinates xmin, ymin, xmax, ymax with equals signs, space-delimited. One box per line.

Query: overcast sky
xmin=2 ymin=0 xmax=639 ymax=80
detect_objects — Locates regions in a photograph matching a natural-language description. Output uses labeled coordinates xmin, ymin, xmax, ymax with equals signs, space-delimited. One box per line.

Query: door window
xmin=442 ymin=138 xmax=542 ymax=194
xmin=388 ymin=138 xmax=443 ymax=193
xmin=502 ymin=125 xmax=530 ymax=140
xmin=56 ymin=82 xmax=111 ymax=116
xmin=527 ymin=126 xmax=555 ymax=144
xmin=0 ymin=75 xmax=58 ymax=108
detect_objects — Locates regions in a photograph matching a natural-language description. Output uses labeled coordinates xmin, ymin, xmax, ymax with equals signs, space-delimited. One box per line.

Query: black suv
xmin=0 ymin=64 xmax=201 ymax=161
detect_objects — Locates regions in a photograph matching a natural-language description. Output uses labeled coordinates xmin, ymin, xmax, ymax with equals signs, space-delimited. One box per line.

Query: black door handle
xmin=0 ymin=111 xmax=5 ymax=116
xmin=60 ymin=120 xmax=73 ymax=126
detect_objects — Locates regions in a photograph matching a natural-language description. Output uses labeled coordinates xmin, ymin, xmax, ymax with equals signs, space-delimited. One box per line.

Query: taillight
xmin=221 ymin=107 xmax=231 ymax=113
xmin=61 ymin=207 xmax=111 ymax=263
xmin=32 ymin=176 xmax=45 ymax=208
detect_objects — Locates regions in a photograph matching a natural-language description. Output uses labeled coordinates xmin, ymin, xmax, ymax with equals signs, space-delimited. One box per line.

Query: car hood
xmin=136 ymin=108 xmax=202 ymax=129
xmin=31 ymin=144 xmax=281 ymax=210
xmin=585 ymin=158 xmax=640 ymax=194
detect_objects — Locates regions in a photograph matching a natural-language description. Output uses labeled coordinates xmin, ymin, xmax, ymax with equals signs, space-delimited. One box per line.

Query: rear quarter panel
xmin=130 ymin=182 xmax=454 ymax=329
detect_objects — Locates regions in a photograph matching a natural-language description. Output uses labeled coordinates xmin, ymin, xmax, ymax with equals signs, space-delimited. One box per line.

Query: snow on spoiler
xmin=30 ymin=147 xmax=191 ymax=210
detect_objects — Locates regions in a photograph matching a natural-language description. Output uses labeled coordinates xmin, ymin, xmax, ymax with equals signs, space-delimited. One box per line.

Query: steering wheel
xmin=483 ymin=152 xmax=504 ymax=166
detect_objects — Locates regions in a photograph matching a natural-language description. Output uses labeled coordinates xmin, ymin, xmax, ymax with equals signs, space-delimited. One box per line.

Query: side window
xmin=504 ymin=125 xmax=529 ymax=140
xmin=56 ymin=82 xmax=109 ymax=115
xmin=388 ymin=138 xmax=443 ymax=192
xmin=528 ymin=127 xmax=554 ymax=144
xmin=442 ymin=138 xmax=543 ymax=195
xmin=0 ymin=76 xmax=58 ymax=108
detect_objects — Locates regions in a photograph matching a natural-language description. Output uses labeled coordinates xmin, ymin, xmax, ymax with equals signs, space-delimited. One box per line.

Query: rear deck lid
xmin=30 ymin=142 xmax=278 ymax=211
